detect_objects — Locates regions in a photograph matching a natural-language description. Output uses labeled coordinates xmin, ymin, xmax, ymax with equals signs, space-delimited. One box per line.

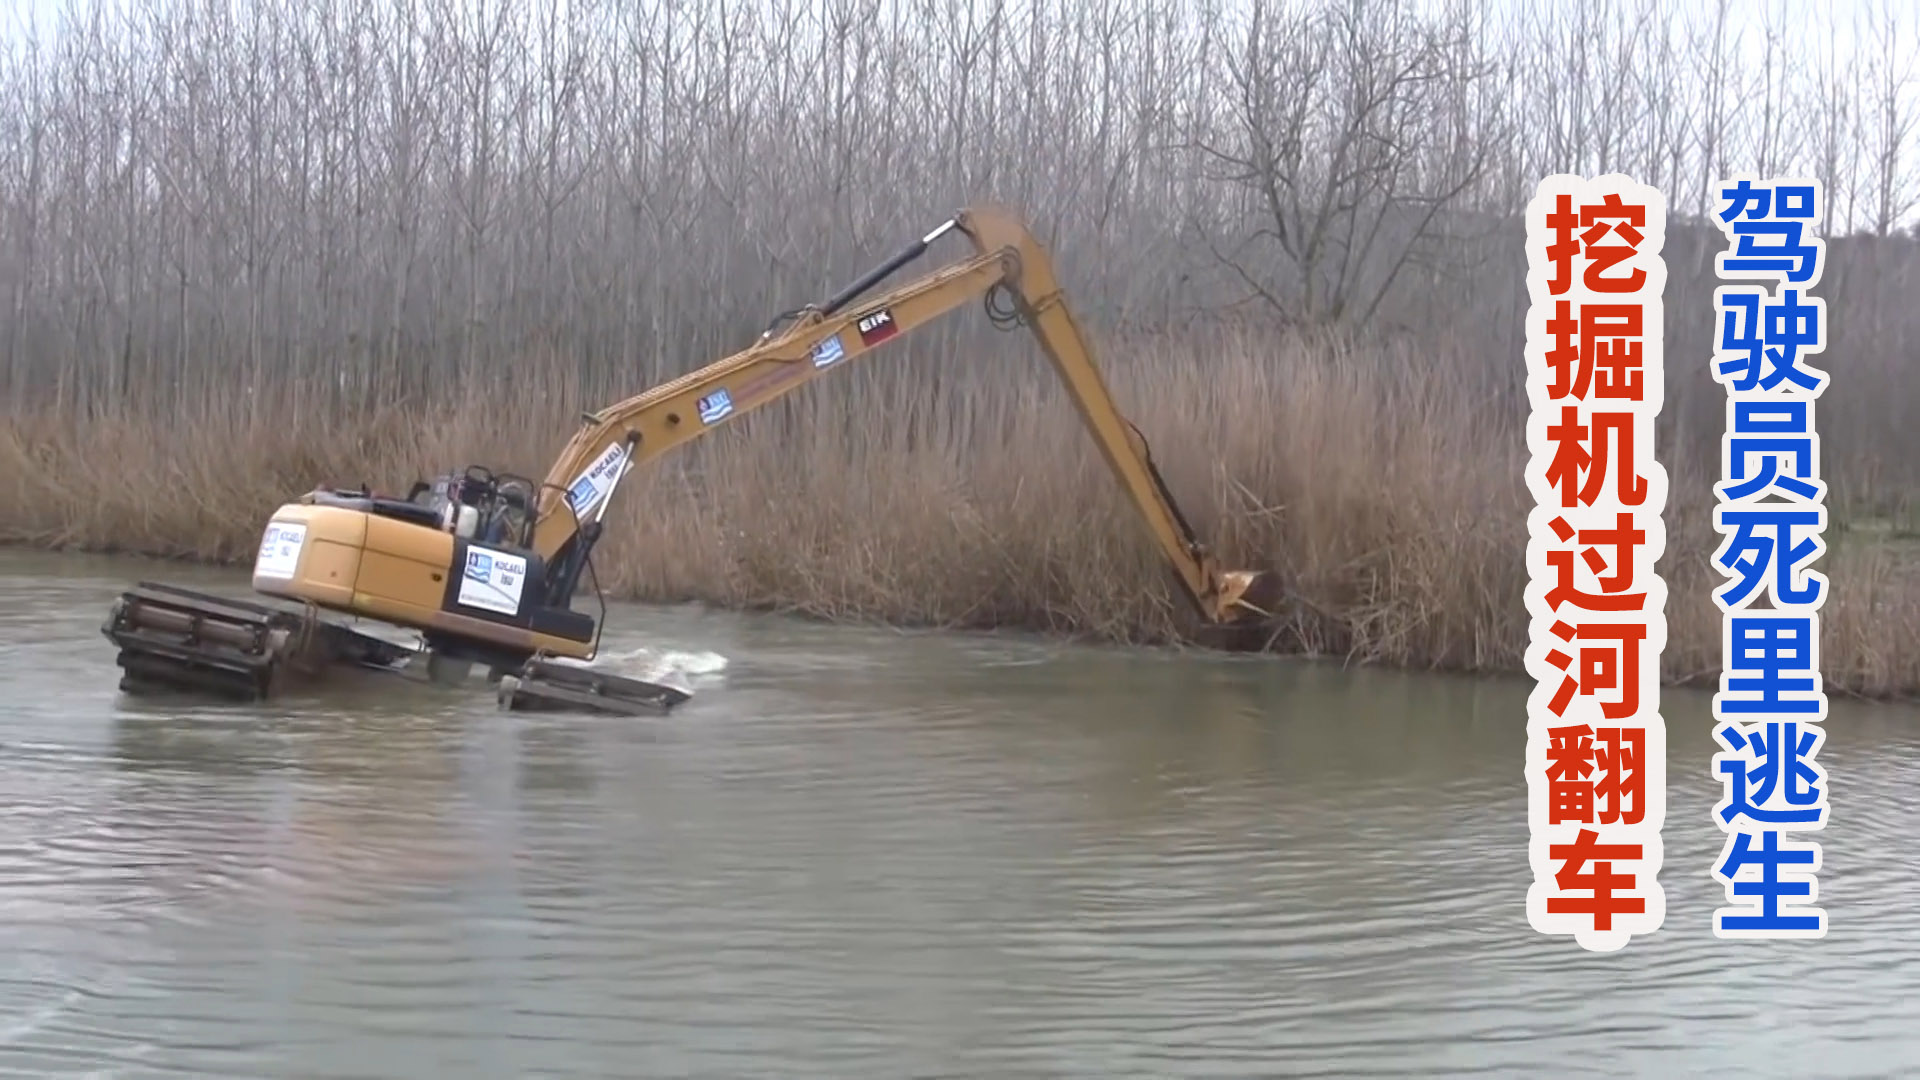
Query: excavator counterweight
xmin=102 ymin=206 xmax=1278 ymax=713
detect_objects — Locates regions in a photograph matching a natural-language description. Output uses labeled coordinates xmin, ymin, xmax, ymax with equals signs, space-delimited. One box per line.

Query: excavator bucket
xmin=102 ymin=582 xmax=416 ymax=701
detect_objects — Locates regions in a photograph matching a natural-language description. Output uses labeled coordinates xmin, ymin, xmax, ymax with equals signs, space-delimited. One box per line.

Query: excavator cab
xmin=402 ymin=466 xmax=539 ymax=550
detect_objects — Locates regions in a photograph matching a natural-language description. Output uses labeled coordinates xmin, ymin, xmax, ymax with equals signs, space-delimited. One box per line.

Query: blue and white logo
xmin=565 ymin=443 xmax=627 ymax=516
xmin=458 ymin=545 xmax=528 ymax=616
xmin=698 ymin=388 xmax=734 ymax=425
xmin=253 ymin=521 xmax=306 ymax=579
xmin=811 ymin=335 xmax=845 ymax=368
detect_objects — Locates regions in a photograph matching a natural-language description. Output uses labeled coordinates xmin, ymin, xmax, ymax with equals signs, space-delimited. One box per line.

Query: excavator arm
xmin=532 ymin=207 xmax=1273 ymax=625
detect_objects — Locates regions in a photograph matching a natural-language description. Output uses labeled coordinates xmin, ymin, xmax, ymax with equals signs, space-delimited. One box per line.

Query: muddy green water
xmin=1 ymin=549 xmax=1917 ymax=1078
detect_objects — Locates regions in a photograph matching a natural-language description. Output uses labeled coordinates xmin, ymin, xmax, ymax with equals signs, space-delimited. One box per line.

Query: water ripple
xmin=2 ymin=552 xmax=1918 ymax=1078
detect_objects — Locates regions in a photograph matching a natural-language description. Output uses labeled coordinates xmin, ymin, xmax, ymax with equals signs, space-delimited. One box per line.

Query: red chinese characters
xmin=1545 ymin=724 xmax=1646 ymax=826
xmin=1524 ymin=176 xmax=1670 ymax=953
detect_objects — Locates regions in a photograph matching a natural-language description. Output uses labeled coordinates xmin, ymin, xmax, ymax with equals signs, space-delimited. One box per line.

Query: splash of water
xmin=595 ymin=645 xmax=729 ymax=690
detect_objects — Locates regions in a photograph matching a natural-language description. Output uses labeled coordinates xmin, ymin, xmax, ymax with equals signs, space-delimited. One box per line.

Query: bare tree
xmin=1862 ymin=0 xmax=1920 ymax=236
xmin=0 ymin=0 xmax=1916 ymax=445
xmin=1190 ymin=0 xmax=1500 ymax=326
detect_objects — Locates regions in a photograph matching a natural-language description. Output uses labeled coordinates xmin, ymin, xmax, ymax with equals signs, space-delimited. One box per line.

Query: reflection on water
xmin=1 ymin=548 xmax=1918 ymax=1078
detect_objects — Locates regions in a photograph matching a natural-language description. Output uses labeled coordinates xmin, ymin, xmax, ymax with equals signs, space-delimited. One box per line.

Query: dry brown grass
xmin=4 ymin=327 xmax=1913 ymax=699
xmin=1 ymin=0 xmax=1913 ymax=709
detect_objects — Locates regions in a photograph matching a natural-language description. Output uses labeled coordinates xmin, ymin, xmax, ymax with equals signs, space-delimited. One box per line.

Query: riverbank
xmin=4 ymin=333 xmax=1916 ymax=700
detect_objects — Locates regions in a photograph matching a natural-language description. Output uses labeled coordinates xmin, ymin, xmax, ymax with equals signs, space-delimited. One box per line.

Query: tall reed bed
xmin=5 ymin=327 xmax=1916 ymax=696
xmin=1 ymin=0 xmax=1917 ymax=694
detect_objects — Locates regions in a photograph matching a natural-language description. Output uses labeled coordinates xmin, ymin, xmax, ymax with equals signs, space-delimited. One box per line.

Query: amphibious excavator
xmin=102 ymin=207 xmax=1279 ymax=714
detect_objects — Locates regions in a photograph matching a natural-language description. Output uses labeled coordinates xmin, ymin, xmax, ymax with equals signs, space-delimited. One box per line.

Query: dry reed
xmin=2 ymin=0 xmax=1918 ymax=697
xmin=5 ymin=326 xmax=1915 ymax=699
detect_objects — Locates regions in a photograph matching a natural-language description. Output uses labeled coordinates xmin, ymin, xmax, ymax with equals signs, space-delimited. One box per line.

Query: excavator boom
xmin=533 ymin=207 xmax=1273 ymax=626
xmin=101 ymin=207 xmax=1274 ymax=710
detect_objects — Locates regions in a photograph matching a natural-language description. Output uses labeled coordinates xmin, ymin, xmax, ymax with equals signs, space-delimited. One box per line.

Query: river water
xmin=0 ymin=549 xmax=1916 ymax=1078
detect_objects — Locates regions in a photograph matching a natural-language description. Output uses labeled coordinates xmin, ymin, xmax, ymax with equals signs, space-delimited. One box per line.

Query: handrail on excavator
xmin=529 ymin=206 xmax=1276 ymax=626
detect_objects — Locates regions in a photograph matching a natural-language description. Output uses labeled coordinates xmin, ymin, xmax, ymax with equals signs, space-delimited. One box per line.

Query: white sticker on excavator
xmin=459 ymin=545 xmax=527 ymax=616
xmin=566 ymin=442 xmax=626 ymax=518
xmin=254 ymin=522 xmax=306 ymax=579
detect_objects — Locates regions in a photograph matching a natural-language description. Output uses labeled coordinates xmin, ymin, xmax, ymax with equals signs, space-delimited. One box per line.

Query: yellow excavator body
xmin=247 ymin=503 xmax=584 ymax=661
xmin=102 ymin=206 xmax=1279 ymax=707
